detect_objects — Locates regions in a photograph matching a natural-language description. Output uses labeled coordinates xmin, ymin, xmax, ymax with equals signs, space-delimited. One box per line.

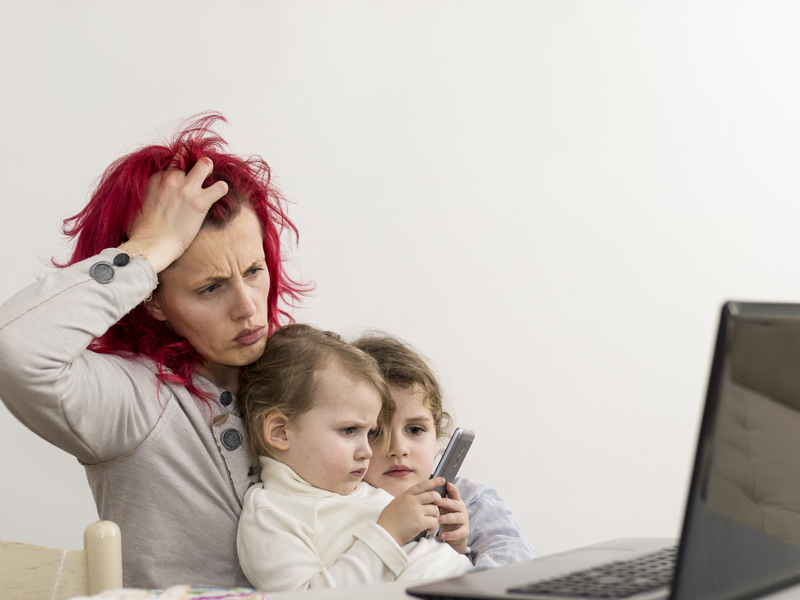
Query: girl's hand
xmin=377 ymin=478 xmax=444 ymax=546
xmin=123 ymin=157 xmax=229 ymax=273
xmin=436 ymin=481 xmax=470 ymax=555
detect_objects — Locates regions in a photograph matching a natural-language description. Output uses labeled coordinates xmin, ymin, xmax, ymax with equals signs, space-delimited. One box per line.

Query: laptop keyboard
xmin=508 ymin=546 xmax=678 ymax=599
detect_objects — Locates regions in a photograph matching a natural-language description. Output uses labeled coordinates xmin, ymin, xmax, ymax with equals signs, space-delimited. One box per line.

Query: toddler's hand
xmin=436 ymin=481 xmax=470 ymax=555
xmin=377 ymin=478 xmax=444 ymax=546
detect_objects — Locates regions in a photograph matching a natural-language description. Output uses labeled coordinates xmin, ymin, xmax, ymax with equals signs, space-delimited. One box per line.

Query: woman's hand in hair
xmin=123 ymin=157 xmax=229 ymax=273
xmin=377 ymin=477 xmax=444 ymax=546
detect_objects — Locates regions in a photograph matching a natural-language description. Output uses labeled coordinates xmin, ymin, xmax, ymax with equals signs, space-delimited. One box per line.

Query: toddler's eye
xmin=340 ymin=427 xmax=356 ymax=435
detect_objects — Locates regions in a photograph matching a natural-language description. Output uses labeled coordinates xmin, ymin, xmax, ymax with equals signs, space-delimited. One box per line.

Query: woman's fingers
xmin=169 ymin=148 xmax=186 ymax=169
xmin=124 ymin=156 xmax=229 ymax=273
xmin=184 ymin=156 xmax=213 ymax=188
xmin=199 ymin=179 xmax=229 ymax=206
xmin=182 ymin=158 xmax=228 ymax=211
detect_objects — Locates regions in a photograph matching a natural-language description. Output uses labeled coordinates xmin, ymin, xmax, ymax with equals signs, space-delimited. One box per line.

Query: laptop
xmin=408 ymin=302 xmax=800 ymax=600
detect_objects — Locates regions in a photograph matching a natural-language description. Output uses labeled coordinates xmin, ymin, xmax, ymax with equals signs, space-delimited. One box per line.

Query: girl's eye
xmin=406 ymin=426 xmax=424 ymax=435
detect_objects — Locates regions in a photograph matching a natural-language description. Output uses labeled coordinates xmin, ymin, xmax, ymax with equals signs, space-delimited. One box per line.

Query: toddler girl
xmin=236 ymin=324 xmax=471 ymax=591
xmin=354 ymin=333 xmax=537 ymax=570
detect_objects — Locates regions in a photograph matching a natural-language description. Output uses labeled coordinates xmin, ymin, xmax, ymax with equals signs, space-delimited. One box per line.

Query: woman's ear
xmin=143 ymin=294 xmax=168 ymax=322
xmin=263 ymin=413 xmax=291 ymax=452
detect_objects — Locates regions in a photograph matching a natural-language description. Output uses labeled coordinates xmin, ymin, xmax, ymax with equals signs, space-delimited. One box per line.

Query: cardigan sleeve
xmin=0 ymin=248 xmax=164 ymax=464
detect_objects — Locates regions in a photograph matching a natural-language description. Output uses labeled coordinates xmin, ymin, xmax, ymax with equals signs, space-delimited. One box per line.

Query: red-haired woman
xmin=0 ymin=114 xmax=305 ymax=589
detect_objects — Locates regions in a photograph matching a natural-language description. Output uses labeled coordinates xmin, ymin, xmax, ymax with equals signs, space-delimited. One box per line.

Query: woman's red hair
xmin=60 ymin=112 xmax=307 ymax=399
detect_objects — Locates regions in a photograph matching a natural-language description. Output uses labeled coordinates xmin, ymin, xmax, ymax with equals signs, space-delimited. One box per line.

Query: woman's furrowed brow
xmin=191 ymin=260 xmax=265 ymax=288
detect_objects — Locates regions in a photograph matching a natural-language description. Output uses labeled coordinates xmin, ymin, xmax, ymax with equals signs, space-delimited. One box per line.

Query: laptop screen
xmin=673 ymin=302 xmax=800 ymax=600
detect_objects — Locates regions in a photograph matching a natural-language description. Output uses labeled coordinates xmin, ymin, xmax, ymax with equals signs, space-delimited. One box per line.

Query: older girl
xmin=354 ymin=333 xmax=537 ymax=570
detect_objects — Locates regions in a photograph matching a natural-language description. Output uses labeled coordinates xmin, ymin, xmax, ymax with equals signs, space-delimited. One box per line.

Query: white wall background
xmin=2 ymin=0 xmax=800 ymax=562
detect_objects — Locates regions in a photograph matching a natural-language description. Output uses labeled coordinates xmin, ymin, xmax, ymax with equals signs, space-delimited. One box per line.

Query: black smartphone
xmin=430 ymin=427 xmax=475 ymax=497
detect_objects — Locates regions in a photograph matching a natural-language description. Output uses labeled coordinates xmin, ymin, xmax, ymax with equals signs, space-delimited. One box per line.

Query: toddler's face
xmin=364 ymin=384 xmax=438 ymax=497
xmin=280 ymin=361 xmax=381 ymax=495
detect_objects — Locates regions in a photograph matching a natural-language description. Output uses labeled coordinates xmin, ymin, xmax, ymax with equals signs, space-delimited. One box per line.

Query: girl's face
xmin=279 ymin=361 xmax=381 ymax=495
xmin=146 ymin=205 xmax=270 ymax=393
xmin=364 ymin=384 xmax=438 ymax=497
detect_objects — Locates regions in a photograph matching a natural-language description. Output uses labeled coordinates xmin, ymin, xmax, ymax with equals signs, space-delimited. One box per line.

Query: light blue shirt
xmin=452 ymin=476 xmax=538 ymax=570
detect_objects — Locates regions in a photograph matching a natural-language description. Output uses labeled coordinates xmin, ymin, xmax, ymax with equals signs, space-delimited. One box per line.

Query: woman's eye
xmin=245 ymin=266 xmax=264 ymax=278
xmin=200 ymin=283 xmax=219 ymax=295
xmin=368 ymin=429 xmax=380 ymax=441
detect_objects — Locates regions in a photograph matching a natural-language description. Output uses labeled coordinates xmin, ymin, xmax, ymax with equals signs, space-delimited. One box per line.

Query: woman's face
xmin=147 ymin=205 xmax=270 ymax=391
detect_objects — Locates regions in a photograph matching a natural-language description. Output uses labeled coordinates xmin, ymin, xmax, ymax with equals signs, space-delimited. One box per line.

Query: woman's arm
xmin=456 ymin=476 xmax=538 ymax=569
xmin=0 ymin=159 xmax=229 ymax=463
xmin=0 ymin=248 xmax=164 ymax=463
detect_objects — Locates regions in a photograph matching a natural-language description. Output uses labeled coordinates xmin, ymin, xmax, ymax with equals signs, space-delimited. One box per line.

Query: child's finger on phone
xmin=438 ymin=509 xmax=467 ymax=525
xmin=409 ymin=477 xmax=446 ymax=498
xmin=421 ymin=509 xmax=440 ymax=532
xmin=444 ymin=481 xmax=462 ymax=499
xmin=435 ymin=496 xmax=464 ymax=513
xmin=426 ymin=477 xmax=447 ymax=490
xmin=438 ymin=524 xmax=467 ymax=538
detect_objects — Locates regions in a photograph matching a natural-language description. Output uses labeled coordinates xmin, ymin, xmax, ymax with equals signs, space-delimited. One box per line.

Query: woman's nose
xmin=230 ymin=282 xmax=257 ymax=320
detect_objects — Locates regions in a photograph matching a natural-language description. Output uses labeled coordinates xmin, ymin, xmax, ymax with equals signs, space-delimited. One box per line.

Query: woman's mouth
xmin=384 ymin=465 xmax=413 ymax=478
xmin=234 ymin=326 xmax=265 ymax=346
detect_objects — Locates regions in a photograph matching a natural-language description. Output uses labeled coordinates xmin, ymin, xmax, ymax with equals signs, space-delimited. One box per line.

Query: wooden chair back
xmin=0 ymin=520 xmax=122 ymax=600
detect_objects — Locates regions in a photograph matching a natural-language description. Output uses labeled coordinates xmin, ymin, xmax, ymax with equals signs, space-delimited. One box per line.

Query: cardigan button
xmin=221 ymin=428 xmax=243 ymax=451
xmin=220 ymin=391 xmax=234 ymax=406
xmin=89 ymin=262 xmax=115 ymax=284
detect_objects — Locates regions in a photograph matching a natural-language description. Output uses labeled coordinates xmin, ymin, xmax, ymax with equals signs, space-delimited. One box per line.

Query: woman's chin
xmin=230 ymin=336 xmax=269 ymax=365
